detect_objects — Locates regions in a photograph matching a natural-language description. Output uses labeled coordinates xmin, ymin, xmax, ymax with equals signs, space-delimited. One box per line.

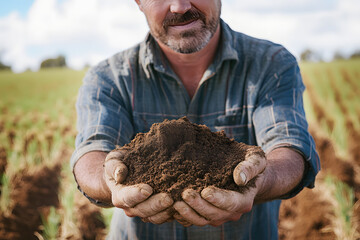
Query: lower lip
xmin=169 ymin=19 xmax=201 ymax=31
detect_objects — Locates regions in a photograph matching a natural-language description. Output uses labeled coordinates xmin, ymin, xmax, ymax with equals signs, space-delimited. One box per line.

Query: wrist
xmin=253 ymin=167 xmax=274 ymax=203
xmin=74 ymin=151 xmax=113 ymax=206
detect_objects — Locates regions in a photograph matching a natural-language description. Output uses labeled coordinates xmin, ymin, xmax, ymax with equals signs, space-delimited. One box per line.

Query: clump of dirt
xmin=279 ymin=187 xmax=336 ymax=240
xmin=0 ymin=147 xmax=6 ymax=176
xmin=0 ymin=163 xmax=61 ymax=240
xmin=115 ymin=117 xmax=265 ymax=201
xmin=74 ymin=191 xmax=106 ymax=240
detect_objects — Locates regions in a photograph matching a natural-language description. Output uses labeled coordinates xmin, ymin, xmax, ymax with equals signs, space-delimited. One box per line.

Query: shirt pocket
xmin=214 ymin=114 xmax=252 ymax=144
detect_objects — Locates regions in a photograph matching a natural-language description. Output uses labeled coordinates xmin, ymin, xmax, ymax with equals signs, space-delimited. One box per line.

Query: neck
xmin=157 ymin=25 xmax=221 ymax=98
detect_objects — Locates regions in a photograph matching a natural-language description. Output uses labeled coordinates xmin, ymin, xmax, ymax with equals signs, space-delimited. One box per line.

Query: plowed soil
xmin=0 ymin=149 xmax=107 ymax=240
xmin=0 ymin=163 xmax=61 ymax=240
xmin=278 ymin=126 xmax=360 ymax=239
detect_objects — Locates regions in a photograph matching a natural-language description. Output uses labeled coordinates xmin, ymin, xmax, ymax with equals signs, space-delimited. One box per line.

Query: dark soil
xmin=279 ymin=186 xmax=336 ymax=240
xmin=0 ymin=147 xmax=7 ymax=195
xmin=279 ymin=126 xmax=360 ymax=239
xmin=115 ymin=117 xmax=265 ymax=201
xmin=74 ymin=191 xmax=106 ymax=240
xmin=0 ymin=163 xmax=61 ymax=240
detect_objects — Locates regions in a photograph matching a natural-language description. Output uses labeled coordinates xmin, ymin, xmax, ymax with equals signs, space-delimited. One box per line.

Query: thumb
xmin=233 ymin=153 xmax=266 ymax=186
xmin=104 ymin=151 xmax=128 ymax=184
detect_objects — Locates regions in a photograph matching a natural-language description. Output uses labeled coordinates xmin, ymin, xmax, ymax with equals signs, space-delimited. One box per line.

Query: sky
xmin=0 ymin=0 xmax=359 ymax=72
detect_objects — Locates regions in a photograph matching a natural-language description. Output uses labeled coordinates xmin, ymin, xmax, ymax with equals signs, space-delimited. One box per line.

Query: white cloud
xmin=222 ymin=0 xmax=360 ymax=61
xmin=224 ymin=0 xmax=339 ymax=13
xmin=0 ymin=0 xmax=359 ymax=72
xmin=0 ymin=0 xmax=148 ymax=72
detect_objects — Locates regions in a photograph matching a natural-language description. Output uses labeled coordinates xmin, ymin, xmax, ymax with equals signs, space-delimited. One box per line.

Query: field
xmin=0 ymin=59 xmax=359 ymax=239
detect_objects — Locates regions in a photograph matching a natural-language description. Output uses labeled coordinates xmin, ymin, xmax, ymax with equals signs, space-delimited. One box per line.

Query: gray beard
xmin=163 ymin=27 xmax=214 ymax=54
xmin=154 ymin=16 xmax=220 ymax=54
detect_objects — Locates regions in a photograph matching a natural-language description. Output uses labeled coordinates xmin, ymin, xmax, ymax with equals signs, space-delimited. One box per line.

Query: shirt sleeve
xmin=70 ymin=60 xmax=134 ymax=170
xmin=253 ymin=49 xmax=320 ymax=199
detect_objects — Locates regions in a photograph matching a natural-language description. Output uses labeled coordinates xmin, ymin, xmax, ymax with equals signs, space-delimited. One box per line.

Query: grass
xmin=0 ymin=68 xmax=84 ymax=121
xmin=324 ymin=175 xmax=358 ymax=240
xmin=0 ymin=68 xmax=85 ymax=236
xmin=58 ymin=159 xmax=82 ymax=239
xmin=0 ymin=174 xmax=10 ymax=215
xmin=300 ymin=59 xmax=360 ymax=158
xmin=40 ymin=206 xmax=61 ymax=240
xmin=300 ymin=59 xmax=360 ymax=239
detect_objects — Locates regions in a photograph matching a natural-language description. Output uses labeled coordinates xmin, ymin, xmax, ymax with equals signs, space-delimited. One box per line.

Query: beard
xmin=149 ymin=7 xmax=221 ymax=54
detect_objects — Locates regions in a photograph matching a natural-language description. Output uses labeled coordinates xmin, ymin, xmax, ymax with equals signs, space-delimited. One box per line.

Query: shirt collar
xmin=139 ymin=19 xmax=239 ymax=78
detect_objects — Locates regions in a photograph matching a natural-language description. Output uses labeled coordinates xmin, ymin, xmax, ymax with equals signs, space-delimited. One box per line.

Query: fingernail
xmin=114 ymin=165 xmax=128 ymax=184
xmin=161 ymin=195 xmax=173 ymax=206
xmin=202 ymin=189 xmax=213 ymax=201
xmin=114 ymin=170 xmax=120 ymax=184
xmin=140 ymin=188 xmax=152 ymax=197
xmin=204 ymin=194 xmax=213 ymax=201
xmin=240 ymin=172 xmax=247 ymax=184
xmin=183 ymin=189 xmax=197 ymax=201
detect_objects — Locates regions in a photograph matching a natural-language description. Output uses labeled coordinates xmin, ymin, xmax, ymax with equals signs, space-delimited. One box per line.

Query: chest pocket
xmin=214 ymin=114 xmax=254 ymax=144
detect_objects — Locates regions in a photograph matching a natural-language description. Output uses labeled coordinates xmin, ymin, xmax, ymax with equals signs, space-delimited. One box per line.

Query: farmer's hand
xmin=173 ymin=154 xmax=266 ymax=227
xmin=104 ymin=150 xmax=174 ymax=224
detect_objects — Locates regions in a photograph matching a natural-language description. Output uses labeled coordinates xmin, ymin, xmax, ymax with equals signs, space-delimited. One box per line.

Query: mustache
xmin=163 ymin=8 xmax=206 ymax=29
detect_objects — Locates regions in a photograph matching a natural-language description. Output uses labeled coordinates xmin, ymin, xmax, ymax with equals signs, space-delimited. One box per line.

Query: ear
xmin=134 ymin=0 xmax=144 ymax=12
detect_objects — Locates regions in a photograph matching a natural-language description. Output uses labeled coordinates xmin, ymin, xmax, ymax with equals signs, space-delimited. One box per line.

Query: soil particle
xmin=115 ymin=117 xmax=265 ymax=201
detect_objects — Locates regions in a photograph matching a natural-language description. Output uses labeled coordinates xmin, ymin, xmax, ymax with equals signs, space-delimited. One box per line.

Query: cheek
xmin=142 ymin=4 xmax=169 ymax=26
xmin=192 ymin=1 xmax=220 ymax=18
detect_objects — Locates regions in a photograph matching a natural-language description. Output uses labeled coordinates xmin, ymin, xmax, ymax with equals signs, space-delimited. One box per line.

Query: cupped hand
xmin=104 ymin=150 xmax=174 ymax=224
xmin=173 ymin=153 xmax=267 ymax=227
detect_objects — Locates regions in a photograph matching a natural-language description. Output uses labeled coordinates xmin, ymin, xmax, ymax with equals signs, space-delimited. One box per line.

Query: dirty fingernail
xmin=114 ymin=165 xmax=128 ymax=184
xmin=162 ymin=195 xmax=173 ymax=206
xmin=240 ymin=172 xmax=247 ymax=184
xmin=201 ymin=188 xmax=214 ymax=201
xmin=183 ymin=189 xmax=197 ymax=201
xmin=140 ymin=188 xmax=152 ymax=197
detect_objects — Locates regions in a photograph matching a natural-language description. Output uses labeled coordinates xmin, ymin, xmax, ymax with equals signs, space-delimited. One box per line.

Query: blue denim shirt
xmin=71 ymin=20 xmax=320 ymax=240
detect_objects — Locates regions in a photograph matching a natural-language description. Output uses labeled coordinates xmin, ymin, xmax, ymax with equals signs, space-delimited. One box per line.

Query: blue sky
xmin=0 ymin=0 xmax=35 ymax=17
xmin=0 ymin=0 xmax=359 ymax=72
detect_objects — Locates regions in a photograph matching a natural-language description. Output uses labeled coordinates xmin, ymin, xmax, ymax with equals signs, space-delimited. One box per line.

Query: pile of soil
xmin=115 ymin=117 xmax=265 ymax=201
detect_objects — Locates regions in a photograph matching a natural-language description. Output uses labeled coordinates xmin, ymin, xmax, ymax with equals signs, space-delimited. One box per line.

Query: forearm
xmin=73 ymin=151 xmax=112 ymax=205
xmin=255 ymin=147 xmax=305 ymax=203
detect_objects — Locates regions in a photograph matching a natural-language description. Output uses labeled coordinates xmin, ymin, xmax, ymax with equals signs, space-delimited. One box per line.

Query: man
xmin=71 ymin=0 xmax=320 ymax=239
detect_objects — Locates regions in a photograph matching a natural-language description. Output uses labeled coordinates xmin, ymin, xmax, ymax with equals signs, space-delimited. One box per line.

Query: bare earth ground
xmin=278 ymin=127 xmax=360 ymax=239
xmin=0 ymin=163 xmax=61 ymax=239
xmin=0 ymin=148 xmax=106 ymax=240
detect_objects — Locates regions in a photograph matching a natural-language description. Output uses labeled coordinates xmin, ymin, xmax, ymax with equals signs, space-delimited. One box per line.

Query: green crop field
xmin=0 ymin=59 xmax=359 ymax=239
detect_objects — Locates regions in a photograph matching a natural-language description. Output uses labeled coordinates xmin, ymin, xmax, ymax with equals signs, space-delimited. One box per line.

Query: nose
xmin=170 ymin=0 xmax=192 ymax=14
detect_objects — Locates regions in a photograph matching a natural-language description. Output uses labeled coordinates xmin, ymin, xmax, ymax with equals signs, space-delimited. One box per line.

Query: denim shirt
xmin=71 ymin=20 xmax=320 ymax=240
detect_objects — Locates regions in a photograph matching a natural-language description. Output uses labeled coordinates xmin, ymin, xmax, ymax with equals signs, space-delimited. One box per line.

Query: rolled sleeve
xmin=70 ymin=62 xmax=134 ymax=170
xmin=253 ymin=60 xmax=320 ymax=198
